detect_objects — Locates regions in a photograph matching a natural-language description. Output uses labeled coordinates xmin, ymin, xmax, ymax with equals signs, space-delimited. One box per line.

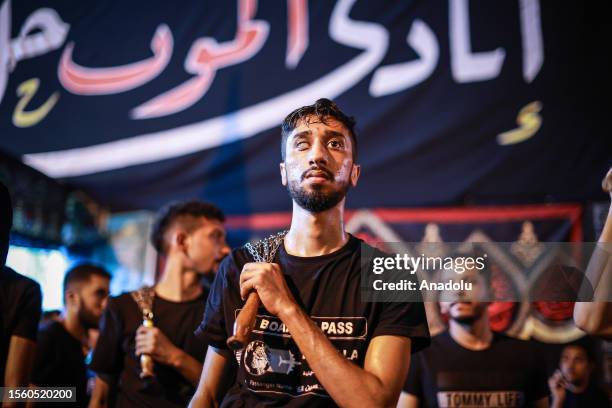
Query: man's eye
xmin=296 ymin=141 xmax=309 ymax=149
xmin=329 ymin=140 xmax=343 ymax=149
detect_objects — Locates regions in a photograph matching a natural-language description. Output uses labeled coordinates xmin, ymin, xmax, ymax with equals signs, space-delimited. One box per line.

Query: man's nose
xmin=308 ymin=139 xmax=328 ymax=165
xmin=220 ymin=242 xmax=230 ymax=257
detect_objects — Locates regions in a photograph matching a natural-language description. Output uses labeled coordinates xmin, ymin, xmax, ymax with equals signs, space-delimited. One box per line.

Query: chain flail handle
xmin=227 ymin=231 xmax=288 ymax=350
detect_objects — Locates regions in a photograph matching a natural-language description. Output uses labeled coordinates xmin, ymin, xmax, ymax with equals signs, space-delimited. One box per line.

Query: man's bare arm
xmin=4 ymin=336 xmax=36 ymax=387
xmin=168 ymin=349 xmax=204 ymax=386
xmin=280 ymin=304 xmax=411 ymax=408
xmin=188 ymin=347 xmax=235 ymax=408
xmin=88 ymin=377 xmax=111 ymax=408
xmin=574 ymin=169 xmax=612 ymax=337
xmin=3 ymin=336 xmax=36 ymax=407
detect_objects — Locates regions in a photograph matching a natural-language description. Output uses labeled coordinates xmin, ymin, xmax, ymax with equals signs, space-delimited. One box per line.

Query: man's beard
xmin=450 ymin=315 xmax=478 ymax=325
xmin=448 ymin=302 xmax=486 ymax=326
xmin=78 ymin=304 xmax=100 ymax=329
xmin=287 ymin=169 xmax=350 ymax=213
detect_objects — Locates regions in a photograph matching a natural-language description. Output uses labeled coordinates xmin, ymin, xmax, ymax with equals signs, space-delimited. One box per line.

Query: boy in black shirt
xmin=89 ymin=201 xmax=229 ymax=408
xmin=548 ymin=342 xmax=610 ymax=408
xmin=190 ymin=99 xmax=430 ymax=407
xmin=399 ymin=266 xmax=549 ymax=408
xmin=30 ymin=263 xmax=111 ymax=407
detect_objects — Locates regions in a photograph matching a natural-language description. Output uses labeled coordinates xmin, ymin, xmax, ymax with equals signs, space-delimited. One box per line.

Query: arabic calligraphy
xmin=130 ymin=0 xmax=269 ymax=119
xmin=13 ymin=78 xmax=60 ymax=127
xmin=59 ymin=24 xmax=173 ymax=95
xmin=3 ymin=0 xmax=546 ymax=177
xmin=0 ymin=0 xmax=69 ymax=105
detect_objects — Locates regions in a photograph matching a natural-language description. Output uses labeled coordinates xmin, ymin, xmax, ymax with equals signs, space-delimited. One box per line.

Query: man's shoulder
xmin=216 ymin=245 xmax=254 ymax=280
xmin=426 ymin=330 xmax=453 ymax=350
xmin=1 ymin=266 xmax=41 ymax=293
xmin=38 ymin=320 xmax=64 ymax=336
xmin=229 ymin=246 xmax=252 ymax=265
xmin=355 ymin=237 xmax=391 ymax=260
xmin=36 ymin=321 xmax=69 ymax=350
xmin=105 ymin=291 xmax=139 ymax=313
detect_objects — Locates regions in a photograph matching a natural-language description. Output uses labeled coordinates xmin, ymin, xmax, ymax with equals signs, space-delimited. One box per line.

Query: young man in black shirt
xmin=190 ymin=99 xmax=431 ymax=407
xmin=0 ymin=182 xmax=42 ymax=403
xmin=30 ymin=263 xmax=111 ymax=407
xmin=89 ymin=201 xmax=229 ymax=408
xmin=548 ymin=342 xmax=610 ymax=408
xmin=398 ymin=266 xmax=549 ymax=408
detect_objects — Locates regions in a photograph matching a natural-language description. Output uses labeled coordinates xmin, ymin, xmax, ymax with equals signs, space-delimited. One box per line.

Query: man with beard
xmin=29 ymin=263 xmax=111 ymax=407
xmin=89 ymin=201 xmax=229 ymax=408
xmin=189 ymin=99 xmax=430 ymax=407
xmin=398 ymin=265 xmax=549 ymax=408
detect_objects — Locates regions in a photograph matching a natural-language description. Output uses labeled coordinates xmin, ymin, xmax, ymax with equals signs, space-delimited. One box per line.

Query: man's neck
xmin=448 ymin=315 xmax=493 ymax=351
xmin=285 ymin=201 xmax=348 ymax=257
xmin=61 ymin=313 xmax=88 ymax=346
xmin=155 ymin=259 xmax=203 ymax=302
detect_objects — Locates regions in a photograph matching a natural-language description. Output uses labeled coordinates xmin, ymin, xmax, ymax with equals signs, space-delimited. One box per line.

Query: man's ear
xmin=174 ymin=230 xmax=188 ymax=253
xmin=65 ymin=289 xmax=77 ymax=307
xmin=350 ymin=163 xmax=361 ymax=187
xmin=280 ymin=162 xmax=287 ymax=186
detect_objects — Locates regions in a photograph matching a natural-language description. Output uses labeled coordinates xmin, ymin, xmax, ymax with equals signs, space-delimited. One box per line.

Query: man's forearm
xmin=188 ymin=347 xmax=236 ymax=408
xmin=89 ymin=376 xmax=111 ymax=408
xmin=4 ymin=336 xmax=36 ymax=392
xmin=278 ymin=304 xmax=404 ymax=407
xmin=574 ymin=204 xmax=612 ymax=336
xmin=169 ymin=349 xmax=204 ymax=386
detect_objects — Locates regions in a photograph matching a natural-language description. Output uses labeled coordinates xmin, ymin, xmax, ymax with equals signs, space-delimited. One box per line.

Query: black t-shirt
xmin=31 ymin=321 xmax=88 ymax=407
xmin=90 ymin=291 xmax=207 ymax=408
xmin=560 ymin=386 xmax=610 ymax=408
xmin=0 ymin=266 xmax=42 ymax=387
xmin=404 ymin=331 xmax=549 ymax=407
xmin=196 ymin=234 xmax=431 ymax=407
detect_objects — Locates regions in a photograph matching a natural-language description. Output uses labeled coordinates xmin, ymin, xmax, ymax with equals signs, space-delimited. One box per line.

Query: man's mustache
xmin=301 ymin=166 xmax=334 ymax=181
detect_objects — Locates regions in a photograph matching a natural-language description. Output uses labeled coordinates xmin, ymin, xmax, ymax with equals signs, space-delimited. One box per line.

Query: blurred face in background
xmin=439 ymin=266 xmax=490 ymax=325
xmin=66 ymin=275 xmax=110 ymax=329
xmin=560 ymin=345 xmax=592 ymax=386
xmin=182 ymin=217 xmax=229 ymax=275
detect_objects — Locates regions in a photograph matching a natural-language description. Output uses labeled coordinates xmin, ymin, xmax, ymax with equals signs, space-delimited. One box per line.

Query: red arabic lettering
xmin=130 ymin=0 xmax=269 ymax=119
xmin=286 ymin=0 xmax=308 ymax=68
xmin=58 ymin=24 xmax=173 ymax=95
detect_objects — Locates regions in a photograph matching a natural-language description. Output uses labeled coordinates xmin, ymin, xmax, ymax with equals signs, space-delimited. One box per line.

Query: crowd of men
xmin=1 ymin=99 xmax=610 ymax=407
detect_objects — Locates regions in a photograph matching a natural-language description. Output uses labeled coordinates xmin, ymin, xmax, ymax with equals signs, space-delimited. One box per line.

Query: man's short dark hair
xmin=151 ymin=200 xmax=225 ymax=254
xmin=281 ymin=98 xmax=358 ymax=161
xmin=63 ymin=263 xmax=111 ymax=294
xmin=563 ymin=340 xmax=596 ymax=363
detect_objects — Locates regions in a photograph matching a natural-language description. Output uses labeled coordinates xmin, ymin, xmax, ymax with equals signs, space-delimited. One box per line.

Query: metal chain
xmin=245 ymin=230 xmax=288 ymax=263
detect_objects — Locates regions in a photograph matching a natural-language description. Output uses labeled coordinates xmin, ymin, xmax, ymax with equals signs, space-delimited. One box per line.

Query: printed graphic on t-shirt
xmin=437 ymin=391 xmax=525 ymax=407
xmin=234 ymin=310 xmax=368 ymax=397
